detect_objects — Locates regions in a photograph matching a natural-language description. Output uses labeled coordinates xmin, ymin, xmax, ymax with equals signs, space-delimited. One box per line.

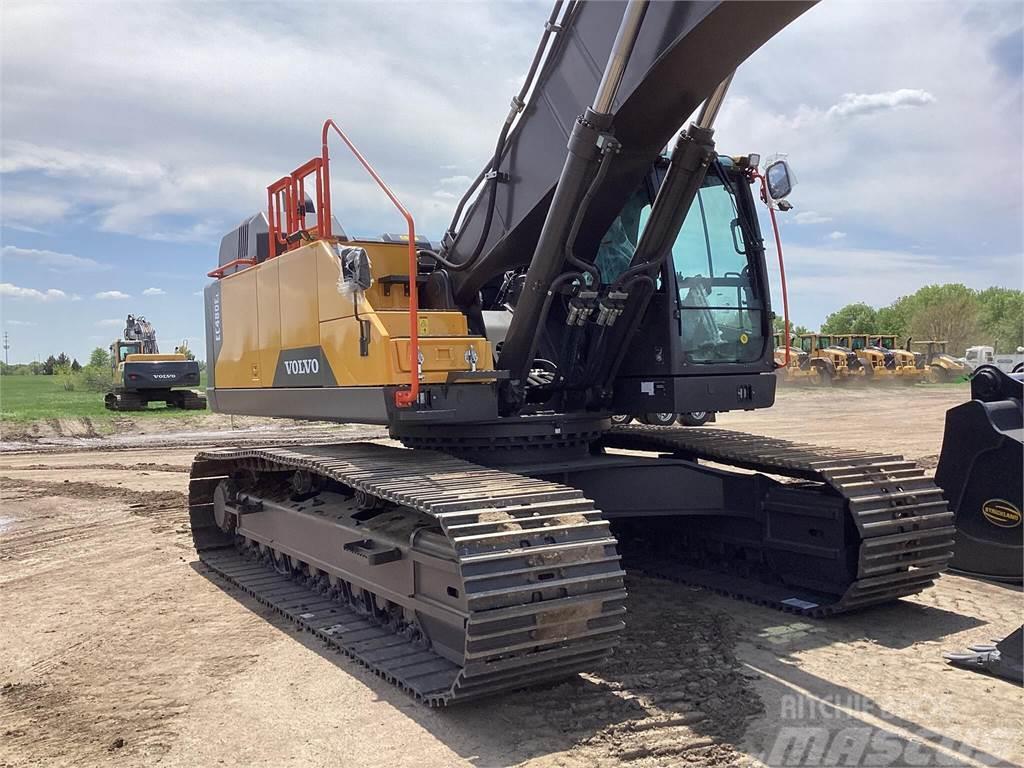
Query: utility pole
xmin=2 ymin=331 xmax=8 ymax=368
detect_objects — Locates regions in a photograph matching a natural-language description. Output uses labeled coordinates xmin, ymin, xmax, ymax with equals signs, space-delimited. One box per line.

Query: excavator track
xmin=188 ymin=442 xmax=626 ymax=706
xmin=104 ymin=391 xmax=146 ymax=411
xmin=604 ymin=425 xmax=956 ymax=616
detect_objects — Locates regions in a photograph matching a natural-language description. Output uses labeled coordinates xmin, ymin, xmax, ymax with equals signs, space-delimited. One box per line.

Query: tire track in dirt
xmin=0 ymin=478 xmax=225 ymax=767
xmin=9 ymin=462 xmax=190 ymax=474
xmin=0 ymin=478 xmax=189 ymax=568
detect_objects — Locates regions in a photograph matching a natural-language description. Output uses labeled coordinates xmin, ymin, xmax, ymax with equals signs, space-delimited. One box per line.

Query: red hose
xmin=756 ymin=173 xmax=790 ymax=366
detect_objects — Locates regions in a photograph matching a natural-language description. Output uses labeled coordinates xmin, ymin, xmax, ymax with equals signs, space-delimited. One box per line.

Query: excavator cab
xmin=601 ymin=156 xmax=778 ymax=415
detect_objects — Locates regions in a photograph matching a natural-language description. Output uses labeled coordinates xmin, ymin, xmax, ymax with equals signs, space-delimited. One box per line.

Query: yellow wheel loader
xmin=830 ymin=333 xmax=923 ymax=385
xmin=772 ymin=332 xmax=825 ymax=385
xmin=794 ymin=334 xmax=865 ymax=385
xmin=913 ymin=340 xmax=969 ymax=383
xmin=868 ymin=334 xmax=928 ymax=384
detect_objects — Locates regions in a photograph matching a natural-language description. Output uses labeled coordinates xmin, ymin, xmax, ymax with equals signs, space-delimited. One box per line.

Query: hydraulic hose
xmin=563 ymin=145 xmax=616 ymax=286
xmin=432 ymin=0 xmax=570 ymax=272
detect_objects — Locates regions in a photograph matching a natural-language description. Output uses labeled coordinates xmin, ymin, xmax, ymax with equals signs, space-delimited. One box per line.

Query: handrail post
xmin=321 ymin=119 xmax=419 ymax=408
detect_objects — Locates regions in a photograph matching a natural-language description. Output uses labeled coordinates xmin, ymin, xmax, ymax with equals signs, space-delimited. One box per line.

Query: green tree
xmin=876 ymin=296 xmax=914 ymax=336
xmin=71 ymin=358 xmax=82 ymax=372
xmin=88 ymin=347 xmax=110 ymax=369
xmin=901 ymin=284 xmax=979 ymax=355
xmin=821 ymin=303 xmax=878 ymax=334
xmin=772 ymin=316 xmax=810 ymax=337
xmin=42 ymin=355 xmax=57 ymax=375
xmin=976 ymin=287 xmax=1024 ymax=351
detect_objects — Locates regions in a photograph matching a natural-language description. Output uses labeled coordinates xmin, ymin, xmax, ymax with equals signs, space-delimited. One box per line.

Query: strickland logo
xmin=284 ymin=358 xmax=320 ymax=375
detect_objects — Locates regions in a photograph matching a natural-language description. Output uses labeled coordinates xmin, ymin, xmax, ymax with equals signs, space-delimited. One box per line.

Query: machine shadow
xmin=191 ymin=563 xmax=785 ymax=764
xmin=737 ymin=647 xmax=1019 ymax=767
xmin=191 ymin=562 xmax=1007 ymax=766
xmin=191 ymin=562 xmax=642 ymax=764
xmin=712 ymin=578 xmax=1019 ymax=766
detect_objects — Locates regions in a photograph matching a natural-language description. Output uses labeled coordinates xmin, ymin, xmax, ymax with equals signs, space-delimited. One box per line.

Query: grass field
xmin=0 ymin=371 xmax=967 ymax=427
xmin=0 ymin=374 xmax=208 ymax=424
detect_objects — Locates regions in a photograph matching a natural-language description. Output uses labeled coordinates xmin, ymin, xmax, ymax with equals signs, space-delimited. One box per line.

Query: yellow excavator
xmin=188 ymin=0 xmax=953 ymax=704
xmin=105 ymin=314 xmax=206 ymax=410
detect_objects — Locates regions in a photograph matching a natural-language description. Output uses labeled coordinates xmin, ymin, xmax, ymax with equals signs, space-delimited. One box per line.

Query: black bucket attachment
xmin=935 ymin=365 xmax=1023 ymax=583
xmin=944 ymin=625 xmax=1024 ymax=685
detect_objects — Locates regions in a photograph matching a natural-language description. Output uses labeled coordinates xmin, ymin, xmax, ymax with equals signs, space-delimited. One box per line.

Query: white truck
xmin=963 ymin=345 xmax=1024 ymax=374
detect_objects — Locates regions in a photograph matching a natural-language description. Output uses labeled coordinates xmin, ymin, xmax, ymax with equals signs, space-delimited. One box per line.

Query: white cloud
xmin=432 ymin=190 xmax=457 ymax=199
xmin=95 ymin=318 xmax=124 ymax=327
xmin=794 ymin=211 xmax=832 ymax=225
xmin=827 ymin=231 xmax=847 ymax=240
xmin=0 ymin=192 xmax=73 ymax=229
xmin=95 ymin=290 xmax=131 ymax=300
xmin=0 ymin=282 xmax=70 ymax=301
xmin=0 ymin=140 xmax=162 ymax=181
xmin=1 ymin=245 xmax=108 ymax=271
xmin=142 ymin=287 xmax=166 ymax=296
xmin=4 ymin=320 xmax=37 ymax=326
xmin=192 ymin=290 xmax=204 ymax=296
xmin=439 ymin=175 xmax=473 ymax=187
xmin=826 ymin=89 xmax=936 ymax=119
xmin=0 ymin=1 xmax=541 ymax=243
xmin=0 ymin=0 xmax=1020 ymax=357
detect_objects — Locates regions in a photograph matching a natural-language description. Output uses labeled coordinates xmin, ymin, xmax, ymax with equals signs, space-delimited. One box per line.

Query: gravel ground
xmin=0 ymin=385 xmax=1020 ymax=768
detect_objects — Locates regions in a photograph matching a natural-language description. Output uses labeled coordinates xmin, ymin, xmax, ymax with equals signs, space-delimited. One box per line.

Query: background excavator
xmin=188 ymin=0 xmax=958 ymax=704
xmin=106 ymin=314 xmax=206 ymax=411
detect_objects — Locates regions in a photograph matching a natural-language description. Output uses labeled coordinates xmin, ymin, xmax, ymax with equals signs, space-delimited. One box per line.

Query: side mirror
xmin=765 ymin=159 xmax=794 ymax=201
xmin=338 ymin=246 xmax=373 ymax=293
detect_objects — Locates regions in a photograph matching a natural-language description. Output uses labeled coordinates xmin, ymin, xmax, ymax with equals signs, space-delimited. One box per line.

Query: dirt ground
xmin=1 ymin=386 xmax=1020 ymax=768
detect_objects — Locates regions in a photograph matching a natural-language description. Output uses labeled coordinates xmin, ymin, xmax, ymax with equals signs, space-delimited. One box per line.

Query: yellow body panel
xmin=278 ymin=246 xmax=321 ymax=349
xmin=257 ymin=258 xmax=282 ymax=384
xmin=216 ymin=267 xmax=263 ymax=386
xmin=214 ymin=238 xmax=494 ymax=389
xmin=376 ymin=311 xmax=469 ymax=338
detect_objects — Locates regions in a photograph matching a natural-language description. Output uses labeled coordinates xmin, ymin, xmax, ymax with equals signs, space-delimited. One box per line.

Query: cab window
xmin=670 ymin=171 xmax=763 ymax=363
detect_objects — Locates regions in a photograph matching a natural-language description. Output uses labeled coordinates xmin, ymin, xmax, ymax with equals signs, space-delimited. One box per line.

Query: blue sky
xmin=1 ymin=0 xmax=1021 ymax=363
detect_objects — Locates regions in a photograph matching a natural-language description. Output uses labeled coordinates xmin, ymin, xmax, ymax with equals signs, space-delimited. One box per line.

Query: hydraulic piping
xmin=499 ymin=0 xmax=650 ymax=388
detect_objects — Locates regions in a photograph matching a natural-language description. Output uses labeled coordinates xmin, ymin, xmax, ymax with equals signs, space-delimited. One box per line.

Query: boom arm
xmin=124 ymin=314 xmax=159 ymax=354
xmin=442 ymin=0 xmax=812 ymax=306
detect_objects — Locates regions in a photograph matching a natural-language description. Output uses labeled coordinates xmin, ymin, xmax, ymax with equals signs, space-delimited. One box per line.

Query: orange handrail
xmin=207 ymin=258 xmax=255 ymax=279
xmin=321 ymin=119 xmax=420 ymax=408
